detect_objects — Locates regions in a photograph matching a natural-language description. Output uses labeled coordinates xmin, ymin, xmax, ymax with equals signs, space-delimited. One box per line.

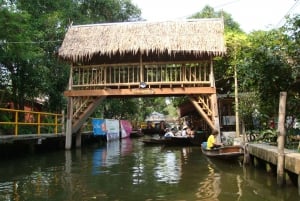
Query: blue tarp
xmin=92 ymin=118 xmax=106 ymax=136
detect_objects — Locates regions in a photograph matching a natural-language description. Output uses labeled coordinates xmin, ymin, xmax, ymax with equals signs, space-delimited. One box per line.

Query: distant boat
xmin=201 ymin=143 xmax=244 ymax=160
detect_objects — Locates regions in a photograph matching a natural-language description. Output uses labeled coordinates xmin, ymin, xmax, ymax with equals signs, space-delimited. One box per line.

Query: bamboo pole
xmin=277 ymin=91 xmax=286 ymax=187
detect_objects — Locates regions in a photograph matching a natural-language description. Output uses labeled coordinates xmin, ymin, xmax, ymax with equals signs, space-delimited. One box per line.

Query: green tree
xmin=189 ymin=5 xmax=297 ymax=131
xmin=0 ymin=0 xmax=141 ymax=114
xmin=188 ymin=5 xmax=244 ymax=95
xmin=189 ymin=5 xmax=242 ymax=32
xmin=77 ymin=0 xmax=141 ymax=23
xmin=0 ymin=5 xmax=40 ymax=110
xmin=281 ymin=14 xmax=300 ymax=121
xmin=101 ymin=98 xmax=137 ymax=119
xmin=243 ymin=30 xmax=292 ymax=114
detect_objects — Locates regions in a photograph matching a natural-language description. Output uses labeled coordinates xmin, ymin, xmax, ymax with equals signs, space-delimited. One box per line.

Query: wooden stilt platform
xmin=247 ymin=143 xmax=300 ymax=188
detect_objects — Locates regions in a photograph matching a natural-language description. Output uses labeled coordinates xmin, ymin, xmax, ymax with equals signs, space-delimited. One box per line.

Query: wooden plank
xmin=64 ymin=87 xmax=216 ymax=97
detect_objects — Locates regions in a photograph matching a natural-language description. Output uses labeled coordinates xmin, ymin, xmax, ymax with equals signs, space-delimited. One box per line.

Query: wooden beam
xmin=189 ymin=96 xmax=215 ymax=130
xmin=64 ymin=87 xmax=216 ymax=97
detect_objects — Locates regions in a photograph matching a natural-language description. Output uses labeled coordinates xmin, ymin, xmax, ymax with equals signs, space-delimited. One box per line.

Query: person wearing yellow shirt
xmin=206 ymin=129 xmax=223 ymax=150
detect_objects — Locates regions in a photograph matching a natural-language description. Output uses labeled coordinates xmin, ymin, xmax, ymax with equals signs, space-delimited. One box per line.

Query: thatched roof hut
xmin=58 ymin=18 xmax=226 ymax=64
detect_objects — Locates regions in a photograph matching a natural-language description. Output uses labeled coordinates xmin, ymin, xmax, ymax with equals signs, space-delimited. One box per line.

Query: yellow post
xmin=61 ymin=110 xmax=65 ymax=135
xmin=14 ymin=111 xmax=18 ymax=136
xmin=55 ymin=114 xmax=58 ymax=134
xmin=0 ymin=108 xmax=63 ymax=136
xmin=37 ymin=113 xmax=41 ymax=135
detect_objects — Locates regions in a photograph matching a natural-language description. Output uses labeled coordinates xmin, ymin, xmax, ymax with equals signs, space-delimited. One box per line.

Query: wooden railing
xmin=0 ymin=108 xmax=64 ymax=136
xmin=72 ymin=61 xmax=211 ymax=89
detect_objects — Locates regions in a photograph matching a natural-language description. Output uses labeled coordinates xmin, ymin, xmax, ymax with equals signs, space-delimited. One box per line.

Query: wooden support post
xmin=65 ymin=66 xmax=73 ymax=150
xmin=65 ymin=97 xmax=73 ymax=150
xmin=298 ymin=175 xmax=300 ymax=195
xmin=277 ymin=91 xmax=287 ymax=187
xmin=139 ymin=53 xmax=143 ymax=83
xmin=254 ymin=157 xmax=264 ymax=168
xmin=211 ymin=93 xmax=221 ymax=141
xmin=209 ymin=57 xmax=221 ymax=140
xmin=76 ymin=131 xmax=81 ymax=148
xmin=243 ymin=143 xmax=250 ymax=165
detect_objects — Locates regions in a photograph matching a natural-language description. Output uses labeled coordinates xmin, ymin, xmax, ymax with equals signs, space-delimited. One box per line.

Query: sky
xmin=131 ymin=0 xmax=300 ymax=33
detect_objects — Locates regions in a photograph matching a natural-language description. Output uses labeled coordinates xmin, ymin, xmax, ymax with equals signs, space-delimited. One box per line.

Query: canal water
xmin=0 ymin=136 xmax=299 ymax=201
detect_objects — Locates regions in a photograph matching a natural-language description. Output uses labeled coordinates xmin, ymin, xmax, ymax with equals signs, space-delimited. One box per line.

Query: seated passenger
xmin=164 ymin=128 xmax=174 ymax=137
xmin=207 ymin=129 xmax=223 ymax=150
xmin=181 ymin=126 xmax=188 ymax=136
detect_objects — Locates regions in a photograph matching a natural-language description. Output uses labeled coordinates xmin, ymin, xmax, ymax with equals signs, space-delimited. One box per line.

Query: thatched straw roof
xmin=58 ymin=18 xmax=226 ymax=63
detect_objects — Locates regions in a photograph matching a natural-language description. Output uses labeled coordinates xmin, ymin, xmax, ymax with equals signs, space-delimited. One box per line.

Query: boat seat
xmin=201 ymin=142 xmax=207 ymax=149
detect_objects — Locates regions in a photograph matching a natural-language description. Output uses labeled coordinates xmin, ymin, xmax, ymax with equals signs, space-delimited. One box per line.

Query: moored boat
xmin=201 ymin=142 xmax=244 ymax=160
xmin=141 ymin=138 xmax=168 ymax=145
xmin=142 ymin=136 xmax=194 ymax=146
xmin=130 ymin=130 xmax=144 ymax=138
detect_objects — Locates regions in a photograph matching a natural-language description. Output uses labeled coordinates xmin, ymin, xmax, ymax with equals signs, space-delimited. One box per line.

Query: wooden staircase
xmin=72 ymin=96 xmax=106 ymax=133
xmin=189 ymin=95 xmax=216 ymax=130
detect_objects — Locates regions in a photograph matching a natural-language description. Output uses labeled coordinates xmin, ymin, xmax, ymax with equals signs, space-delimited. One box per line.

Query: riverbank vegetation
xmin=0 ymin=2 xmax=299 ymax=140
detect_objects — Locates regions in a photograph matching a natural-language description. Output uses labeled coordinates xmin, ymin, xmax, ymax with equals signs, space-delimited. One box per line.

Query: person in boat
xmin=187 ymin=127 xmax=195 ymax=138
xmin=206 ymin=129 xmax=223 ymax=150
xmin=164 ymin=128 xmax=175 ymax=138
xmin=181 ymin=125 xmax=188 ymax=136
xmin=158 ymin=121 xmax=166 ymax=138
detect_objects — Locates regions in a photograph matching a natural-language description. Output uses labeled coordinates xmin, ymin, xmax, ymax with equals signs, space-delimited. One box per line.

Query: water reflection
xmin=92 ymin=138 xmax=134 ymax=175
xmin=196 ymin=163 xmax=221 ymax=201
xmin=0 ymin=138 xmax=299 ymax=201
xmin=154 ymin=150 xmax=181 ymax=184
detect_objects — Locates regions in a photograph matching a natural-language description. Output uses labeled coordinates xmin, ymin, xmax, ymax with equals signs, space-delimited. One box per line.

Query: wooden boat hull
xmin=141 ymin=138 xmax=167 ymax=145
xmin=201 ymin=144 xmax=244 ymax=160
xmin=130 ymin=130 xmax=144 ymax=138
xmin=142 ymin=136 xmax=193 ymax=146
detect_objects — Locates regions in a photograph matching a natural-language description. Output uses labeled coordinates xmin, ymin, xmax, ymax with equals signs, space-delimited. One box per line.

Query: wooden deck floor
xmin=0 ymin=133 xmax=65 ymax=144
xmin=247 ymin=143 xmax=300 ymax=175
